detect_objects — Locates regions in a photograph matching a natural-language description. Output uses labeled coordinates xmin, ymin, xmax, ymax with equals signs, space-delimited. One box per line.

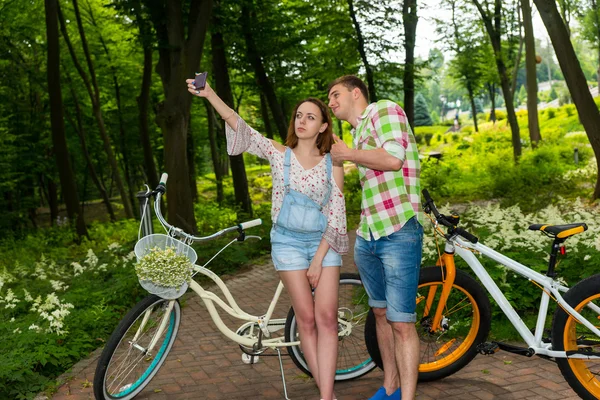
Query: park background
xmin=1 ymin=0 xmax=600 ymax=398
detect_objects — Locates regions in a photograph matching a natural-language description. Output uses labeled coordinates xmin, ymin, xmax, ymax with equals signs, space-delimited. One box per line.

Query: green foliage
xmin=414 ymin=93 xmax=433 ymax=126
xmin=420 ymin=101 xmax=595 ymax=210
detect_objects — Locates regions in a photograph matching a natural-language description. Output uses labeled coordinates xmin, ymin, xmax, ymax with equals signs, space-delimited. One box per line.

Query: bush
xmin=489 ymin=110 xmax=507 ymax=121
xmin=546 ymin=108 xmax=556 ymax=119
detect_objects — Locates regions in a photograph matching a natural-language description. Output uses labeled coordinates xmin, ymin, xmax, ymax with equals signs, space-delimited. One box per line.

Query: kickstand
xmin=275 ymin=347 xmax=291 ymax=400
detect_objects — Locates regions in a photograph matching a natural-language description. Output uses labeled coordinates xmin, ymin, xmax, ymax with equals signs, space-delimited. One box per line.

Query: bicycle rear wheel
xmin=94 ymin=295 xmax=181 ymax=400
xmin=364 ymin=266 xmax=491 ymax=381
xmin=552 ymin=273 xmax=600 ymax=400
xmin=284 ymin=273 xmax=375 ymax=380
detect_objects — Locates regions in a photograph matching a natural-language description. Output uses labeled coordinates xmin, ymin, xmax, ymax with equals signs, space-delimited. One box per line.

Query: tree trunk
xmin=487 ymin=83 xmax=497 ymax=123
xmin=347 ymin=0 xmax=377 ymax=102
xmin=187 ymin=118 xmax=198 ymax=202
xmin=147 ymin=0 xmax=213 ymax=233
xmin=87 ymin=3 xmax=137 ymax=217
xmin=534 ymin=0 xmax=600 ymax=199
xmin=240 ymin=3 xmax=287 ymax=141
xmin=64 ymin=73 xmax=116 ymax=221
xmin=212 ymin=4 xmax=252 ymax=216
xmin=44 ymin=0 xmax=87 ymax=237
xmin=260 ymin=93 xmax=274 ymax=139
xmin=473 ymin=0 xmax=522 ymax=160
xmin=47 ymin=177 xmax=59 ymax=225
xmin=57 ymin=1 xmax=134 ymax=219
xmin=522 ymin=0 xmax=541 ymax=147
xmin=468 ymin=85 xmax=479 ymax=132
xmin=132 ymin=0 xmax=159 ymax=190
xmin=205 ymin=100 xmax=225 ymax=204
xmin=402 ymin=0 xmax=418 ymax=129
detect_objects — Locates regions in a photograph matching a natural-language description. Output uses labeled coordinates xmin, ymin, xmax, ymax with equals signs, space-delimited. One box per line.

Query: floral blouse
xmin=225 ymin=114 xmax=349 ymax=254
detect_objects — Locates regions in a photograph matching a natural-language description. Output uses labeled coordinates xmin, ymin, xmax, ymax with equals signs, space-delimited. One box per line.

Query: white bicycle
xmin=93 ymin=175 xmax=375 ymax=399
xmin=365 ymin=189 xmax=600 ymax=399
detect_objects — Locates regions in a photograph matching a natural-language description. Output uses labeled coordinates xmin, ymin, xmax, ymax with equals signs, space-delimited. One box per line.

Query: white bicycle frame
xmin=448 ymin=234 xmax=600 ymax=360
xmin=140 ymin=191 xmax=354 ymax=353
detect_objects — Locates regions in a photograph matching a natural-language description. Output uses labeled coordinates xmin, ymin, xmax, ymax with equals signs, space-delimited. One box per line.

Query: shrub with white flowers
xmin=135 ymin=246 xmax=193 ymax=289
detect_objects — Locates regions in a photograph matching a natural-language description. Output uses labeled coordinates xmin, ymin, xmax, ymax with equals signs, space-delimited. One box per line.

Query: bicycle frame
xmin=139 ymin=191 xmax=355 ymax=354
xmin=432 ymin=234 xmax=600 ymax=360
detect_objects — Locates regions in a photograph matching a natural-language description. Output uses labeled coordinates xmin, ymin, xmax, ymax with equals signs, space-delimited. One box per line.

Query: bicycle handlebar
xmin=148 ymin=173 xmax=262 ymax=243
xmin=422 ymin=189 xmax=479 ymax=244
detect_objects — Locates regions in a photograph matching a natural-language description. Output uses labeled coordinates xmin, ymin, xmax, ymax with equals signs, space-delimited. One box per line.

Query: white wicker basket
xmin=134 ymin=234 xmax=198 ymax=299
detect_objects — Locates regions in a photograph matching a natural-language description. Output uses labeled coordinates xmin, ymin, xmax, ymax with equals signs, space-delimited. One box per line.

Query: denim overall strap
xmin=283 ymin=147 xmax=292 ymax=189
xmin=319 ymin=153 xmax=333 ymax=209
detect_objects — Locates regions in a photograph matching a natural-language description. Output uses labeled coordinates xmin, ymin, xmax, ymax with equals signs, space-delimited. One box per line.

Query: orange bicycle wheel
xmin=365 ymin=267 xmax=491 ymax=381
xmin=552 ymin=274 xmax=600 ymax=400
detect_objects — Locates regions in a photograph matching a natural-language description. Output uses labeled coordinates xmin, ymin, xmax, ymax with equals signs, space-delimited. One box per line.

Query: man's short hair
xmin=327 ymin=75 xmax=369 ymax=102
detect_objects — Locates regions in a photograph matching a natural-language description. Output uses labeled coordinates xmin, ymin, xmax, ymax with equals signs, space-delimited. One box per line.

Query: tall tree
xmin=403 ymin=0 xmax=418 ymax=128
xmin=472 ymin=0 xmax=522 ymax=161
xmin=63 ymin=68 xmax=116 ymax=221
xmin=44 ymin=0 xmax=87 ymax=237
xmin=534 ymin=0 xmax=600 ymax=199
xmin=144 ymin=0 xmax=213 ymax=232
xmin=57 ymin=0 xmax=134 ymax=218
xmin=439 ymin=0 xmax=487 ymax=132
xmin=84 ymin=0 xmax=138 ymax=216
xmin=240 ymin=1 xmax=288 ymax=141
xmin=521 ymin=0 xmax=541 ymax=146
xmin=347 ymin=0 xmax=377 ymax=102
xmin=212 ymin=0 xmax=252 ymax=216
xmin=132 ymin=0 xmax=160 ymax=190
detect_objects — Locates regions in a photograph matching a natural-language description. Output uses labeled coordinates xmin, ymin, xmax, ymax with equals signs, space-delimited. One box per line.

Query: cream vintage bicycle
xmin=93 ymin=175 xmax=374 ymax=400
xmin=365 ymin=189 xmax=600 ymax=399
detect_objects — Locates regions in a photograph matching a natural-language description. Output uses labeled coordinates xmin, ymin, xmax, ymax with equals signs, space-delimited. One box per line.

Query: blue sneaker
xmin=368 ymin=387 xmax=388 ymax=400
xmin=368 ymin=387 xmax=401 ymax=400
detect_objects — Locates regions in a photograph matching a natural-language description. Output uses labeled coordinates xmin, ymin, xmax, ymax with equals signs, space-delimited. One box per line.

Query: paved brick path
xmin=49 ymin=232 xmax=579 ymax=400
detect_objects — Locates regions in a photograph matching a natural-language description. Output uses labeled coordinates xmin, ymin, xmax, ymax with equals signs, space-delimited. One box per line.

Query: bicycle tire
xmin=364 ymin=266 xmax=491 ymax=381
xmin=94 ymin=295 xmax=181 ymax=400
xmin=284 ymin=272 xmax=375 ymax=380
xmin=552 ymin=273 xmax=600 ymax=400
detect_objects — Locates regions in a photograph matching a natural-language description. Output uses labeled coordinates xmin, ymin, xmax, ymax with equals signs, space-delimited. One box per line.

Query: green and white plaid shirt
xmin=352 ymin=100 xmax=423 ymax=240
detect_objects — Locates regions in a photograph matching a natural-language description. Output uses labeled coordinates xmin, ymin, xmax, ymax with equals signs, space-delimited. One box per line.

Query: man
xmin=328 ymin=75 xmax=423 ymax=400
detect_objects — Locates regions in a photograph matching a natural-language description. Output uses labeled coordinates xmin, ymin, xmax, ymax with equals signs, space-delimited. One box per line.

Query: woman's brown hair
xmin=285 ymin=98 xmax=334 ymax=155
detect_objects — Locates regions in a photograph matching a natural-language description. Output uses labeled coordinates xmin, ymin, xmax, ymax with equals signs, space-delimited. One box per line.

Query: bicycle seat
xmin=528 ymin=223 xmax=588 ymax=239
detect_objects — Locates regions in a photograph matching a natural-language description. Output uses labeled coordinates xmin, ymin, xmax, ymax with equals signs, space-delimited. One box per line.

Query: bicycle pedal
xmin=476 ymin=342 xmax=500 ymax=355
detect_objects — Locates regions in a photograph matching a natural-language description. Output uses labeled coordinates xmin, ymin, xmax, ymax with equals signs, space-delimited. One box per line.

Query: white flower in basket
xmin=134 ymin=234 xmax=198 ymax=299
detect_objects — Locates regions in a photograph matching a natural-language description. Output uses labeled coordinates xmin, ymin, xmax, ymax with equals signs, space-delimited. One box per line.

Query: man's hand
xmin=330 ymin=134 xmax=353 ymax=164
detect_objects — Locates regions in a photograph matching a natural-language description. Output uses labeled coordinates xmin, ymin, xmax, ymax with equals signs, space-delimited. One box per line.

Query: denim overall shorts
xmin=271 ymin=148 xmax=342 ymax=271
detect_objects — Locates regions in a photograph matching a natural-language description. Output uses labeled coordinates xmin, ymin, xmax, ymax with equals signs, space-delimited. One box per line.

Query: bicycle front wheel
xmin=552 ymin=273 xmax=600 ymax=400
xmin=284 ymin=272 xmax=375 ymax=380
xmin=94 ymin=295 xmax=181 ymax=400
xmin=364 ymin=266 xmax=491 ymax=381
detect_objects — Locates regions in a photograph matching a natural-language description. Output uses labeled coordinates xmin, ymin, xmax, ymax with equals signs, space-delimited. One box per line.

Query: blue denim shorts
xmin=271 ymin=226 xmax=342 ymax=271
xmin=354 ymin=217 xmax=423 ymax=322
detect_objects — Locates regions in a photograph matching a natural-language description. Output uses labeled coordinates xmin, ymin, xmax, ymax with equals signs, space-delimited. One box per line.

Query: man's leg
xmin=378 ymin=217 xmax=424 ymax=400
xmin=391 ymin=322 xmax=419 ymax=398
xmin=354 ymin=235 xmax=399 ymax=398
xmin=372 ymin=307 xmax=399 ymax=394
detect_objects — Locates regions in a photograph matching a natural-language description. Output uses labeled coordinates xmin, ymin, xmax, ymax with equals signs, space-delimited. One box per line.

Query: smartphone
xmin=194 ymin=72 xmax=208 ymax=90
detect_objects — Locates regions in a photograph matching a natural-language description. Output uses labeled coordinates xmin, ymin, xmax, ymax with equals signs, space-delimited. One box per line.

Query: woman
xmin=187 ymin=79 xmax=348 ymax=400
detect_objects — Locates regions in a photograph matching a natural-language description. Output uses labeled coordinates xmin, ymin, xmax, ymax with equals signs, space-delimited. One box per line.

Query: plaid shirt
xmin=352 ymin=100 xmax=423 ymax=240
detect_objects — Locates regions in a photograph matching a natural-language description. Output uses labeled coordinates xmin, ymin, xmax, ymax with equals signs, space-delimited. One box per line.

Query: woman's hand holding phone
xmin=186 ymin=72 xmax=212 ymax=98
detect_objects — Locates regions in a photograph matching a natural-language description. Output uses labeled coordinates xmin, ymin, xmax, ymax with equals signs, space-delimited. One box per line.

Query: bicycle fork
xmin=424 ymin=242 xmax=457 ymax=334
xmin=130 ymin=300 xmax=175 ymax=355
